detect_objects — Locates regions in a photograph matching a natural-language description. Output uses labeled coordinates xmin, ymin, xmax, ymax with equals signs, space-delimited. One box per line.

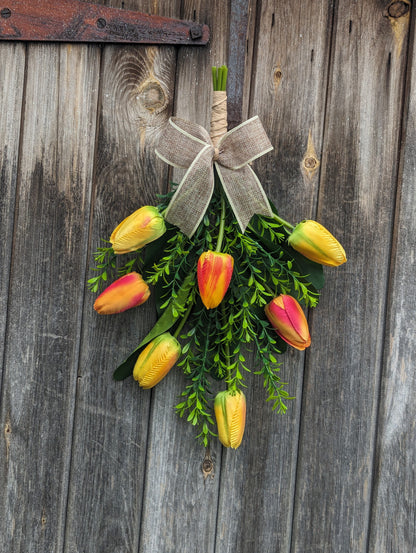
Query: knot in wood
xmin=138 ymin=80 xmax=168 ymax=114
xmin=274 ymin=69 xmax=282 ymax=82
xmin=303 ymin=156 xmax=318 ymax=169
xmin=201 ymin=450 xmax=215 ymax=480
xmin=273 ymin=67 xmax=282 ymax=91
xmin=388 ymin=1 xmax=410 ymax=18
xmin=202 ymin=458 xmax=214 ymax=473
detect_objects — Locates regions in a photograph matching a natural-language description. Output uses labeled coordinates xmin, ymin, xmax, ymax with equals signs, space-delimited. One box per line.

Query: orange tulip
xmin=288 ymin=220 xmax=346 ymax=267
xmin=197 ymin=251 xmax=234 ymax=309
xmin=94 ymin=272 xmax=150 ymax=315
xmin=265 ymin=294 xmax=311 ymax=350
xmin=133 ymin=332 xmax=181 ymax=389
xmin=110 ymin=206 xmax=166 ymax=254
xmin=214 ymin=390 xmax=246 ymax=449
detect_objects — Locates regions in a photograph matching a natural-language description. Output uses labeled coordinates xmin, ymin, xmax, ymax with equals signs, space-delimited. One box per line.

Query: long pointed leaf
xmin=112 ymin=272 xmax=195 ymax=380
xmin=113 ymin=349 xmax=141 ymax=381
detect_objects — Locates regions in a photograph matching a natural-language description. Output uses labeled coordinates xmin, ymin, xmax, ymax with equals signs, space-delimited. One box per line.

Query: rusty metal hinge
xmin=0 ymin=0 xmax=209 ymax=45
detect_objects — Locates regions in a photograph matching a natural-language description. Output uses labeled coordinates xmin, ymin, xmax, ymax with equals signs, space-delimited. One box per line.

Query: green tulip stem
xmin=174 ymin=301 xmax=194 ymax=339
xmin=215 ymin=192 xmax=226 ymax=253
xmin=272 ymin=213 xmax=295 ymax=231
xmin=212 ymin=65 xmax=228 ymax=92
xmin=220 ymin=302 xmax=234 ymax=391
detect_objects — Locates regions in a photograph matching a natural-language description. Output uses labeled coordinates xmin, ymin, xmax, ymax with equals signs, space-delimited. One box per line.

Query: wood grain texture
xmin=250 ymin=0 xmax=334 ymax=219
xmin=136 ymin=3 xmax=230 ymax=552
xmin=65 ymin=48 xmax=177 ymax=553
xmin=368 ymin=10 xmax=416 ymax=553
xmin=0 ymin=43 xmax=26 ymax=384
xmin=214 ymin=2 xmax=335 ymax=552
xmin=291 ymin=1 xmax=410 ymax=552
xmin=0 ymin=43 xmax=101 ymax=552
xmin=0 ymin=1 xmax=415 ymax=552
xmin=63 ymin=2 xmax=181 ymax=552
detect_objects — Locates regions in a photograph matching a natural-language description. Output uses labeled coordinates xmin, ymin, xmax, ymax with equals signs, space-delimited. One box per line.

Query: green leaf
xmin=141 ymin=226 xmax=176 ymax=273
xmin=290 ymin=250 xmax=325 ymax=290
xmin=266 ymin=200 xmax=325 ymax=289
xmin=113 ymin=349 xmax=141 ymax=380
xmin=137 ymin=273 xmax=195 ymax=349
xmin=153 ymin=279 xmax=167 ymax=316
xmin=113 ymin=273 xmax=195 ymax=381
xmin=251 ymin=208 xmax=325 ymax=292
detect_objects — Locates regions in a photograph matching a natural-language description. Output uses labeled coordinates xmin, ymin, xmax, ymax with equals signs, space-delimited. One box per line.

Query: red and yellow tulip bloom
xmin=265 ymin=294 xmax=311 ymax=351
xmin=133 ymin=332 xmax=181 ymax=389
xmin=94 ymin=272 xmax=150 ymax=315
xmin=288 ymin=220 xmax=346 ymax=267
xmin=110 ymin=206 xmax=166 ymax=254
xmin=214 ymin=390 xmax=246 ymax=449
xmin=197 ymin=251 xmax=234 ymax=309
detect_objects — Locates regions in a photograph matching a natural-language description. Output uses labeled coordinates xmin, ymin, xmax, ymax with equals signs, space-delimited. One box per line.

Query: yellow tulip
xmin=197 ymin=251 xmax=234 ymax=309
xmin=110 ymin=206 xmax=166 ymax=254
xmin=133 ymin=333 xmax=181 ymax=389
xmin=288 ymin=220 xmax=346 ymax=267
xmin=94 ymin=272 xmax=150 ymax=315
xmin=214 ymin=390 xmax=246 ymax=449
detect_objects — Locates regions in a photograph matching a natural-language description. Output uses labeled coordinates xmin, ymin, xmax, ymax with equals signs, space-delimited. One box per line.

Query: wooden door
xmin=0 ymin=1 xmax=415 ymax=551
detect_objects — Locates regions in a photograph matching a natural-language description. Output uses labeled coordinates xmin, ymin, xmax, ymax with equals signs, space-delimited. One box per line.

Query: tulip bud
xmin=197 ymin=251 xmax=234 ymax=309
xmin=288 ymin=220 xmax=346 ymax=267
xmin=214 ymin=390 xmax=246 ymax=449
xmin=94 ymin=272 xmax=150 ymax=315
xmin=133 ymin=332 xmax=181 ymax=389
xmin=110 ymin=206 xmax=166 ymax=254
xmin=265 ymin=294 xmax=311 ymax=351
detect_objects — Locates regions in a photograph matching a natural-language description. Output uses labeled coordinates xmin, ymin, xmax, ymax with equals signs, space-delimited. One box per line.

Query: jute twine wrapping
xmin=155 ymin=96 xmax=274 ymax=237
xmin=210 ymin=91 xmax=228 ymax=147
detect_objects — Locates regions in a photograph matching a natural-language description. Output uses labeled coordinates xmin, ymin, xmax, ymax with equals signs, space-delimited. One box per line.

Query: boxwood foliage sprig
xmin=90 ymin=65 xmax=347 ymax=450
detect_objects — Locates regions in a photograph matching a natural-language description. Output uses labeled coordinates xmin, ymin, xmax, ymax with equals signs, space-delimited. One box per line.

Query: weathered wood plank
xmin=0 ymin=43 xmax=100 ymax=552
xmin=64 ymin=2 xmax=181 ymax=551
xmin=368 ymin=9 xmax=416 ymax=552
xmin=0 ymin=43 xmax=26 ymax=385
xmin=214 ymin=2 xmax=335 ymax=552
xmin=137 ymin=2 xmax=232 ymax=552
xmin=227 ymin=0 xmax=251 ymax=129
xmin=291 ymin=1 xmax=410 ymax=552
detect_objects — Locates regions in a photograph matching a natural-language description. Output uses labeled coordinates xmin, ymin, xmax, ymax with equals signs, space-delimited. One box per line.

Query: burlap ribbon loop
xmin=155 ymin=116 xmax=274 ymax=237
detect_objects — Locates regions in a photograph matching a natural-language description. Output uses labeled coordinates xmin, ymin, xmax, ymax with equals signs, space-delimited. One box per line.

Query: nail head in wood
xmin=1 ymin=7 xmax=11 ymax=18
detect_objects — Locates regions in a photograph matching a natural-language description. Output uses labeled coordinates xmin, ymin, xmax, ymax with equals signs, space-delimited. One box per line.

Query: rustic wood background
xmin=1 ymin=0 xmax=415 ymax=551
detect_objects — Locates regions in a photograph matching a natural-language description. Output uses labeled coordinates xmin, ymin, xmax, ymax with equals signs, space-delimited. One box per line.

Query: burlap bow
xmin=155 ymin=116 xmax=274 ymax=237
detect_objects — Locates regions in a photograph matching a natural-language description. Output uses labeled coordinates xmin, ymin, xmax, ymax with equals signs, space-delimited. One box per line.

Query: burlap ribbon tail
xmin=155 ymin=115 xmax=274 ymax=237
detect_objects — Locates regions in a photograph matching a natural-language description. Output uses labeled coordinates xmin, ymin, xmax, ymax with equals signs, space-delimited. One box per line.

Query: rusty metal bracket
xmin=0 ymin=0 xmax=209 ymax=45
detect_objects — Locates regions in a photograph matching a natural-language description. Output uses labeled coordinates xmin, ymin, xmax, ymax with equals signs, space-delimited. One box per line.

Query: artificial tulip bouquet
xmin=89 ymin=66 xmax=346 ymax=449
